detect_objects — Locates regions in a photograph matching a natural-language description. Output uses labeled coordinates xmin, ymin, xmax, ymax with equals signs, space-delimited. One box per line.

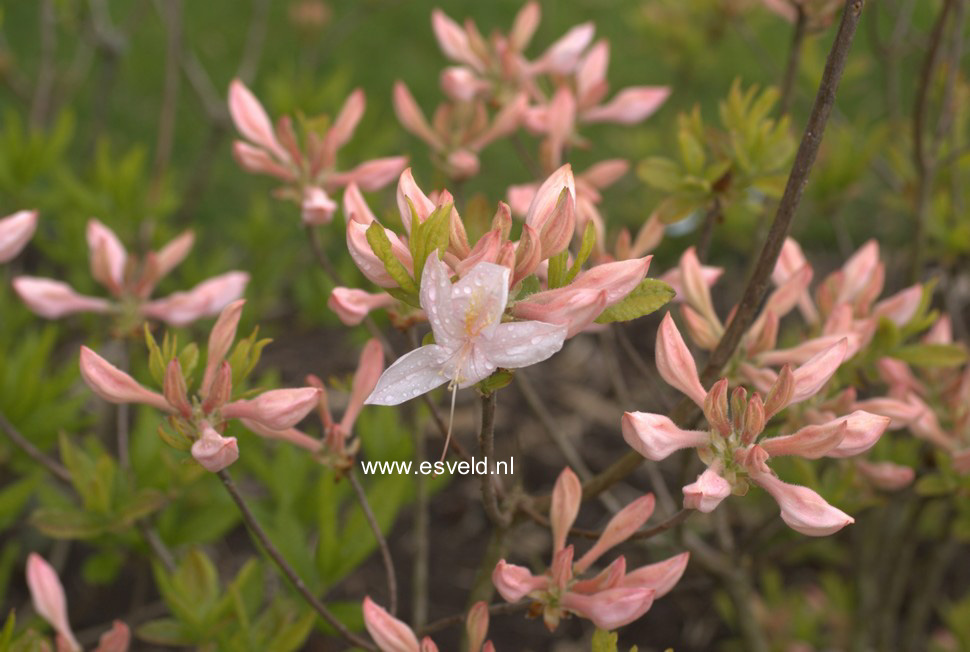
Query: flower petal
xmin=142 ymin=272 xmax=249 ymax=327
xmin=481 ymin=320 xmax=566 ymax=370
xmin=621 ymin=411 xmax=708 ymax=461
xmin=682 ymin=467 xmax=732 ymax=513
xmin=656 ymin=312 xmax=707 ymax=407
xmin=753 ymin=471 xmax=854 ymax=536
xmin=366 ymin=345 xmax=450 ymax=406
xmin=0 ymin=210 xmax=38 ymax=263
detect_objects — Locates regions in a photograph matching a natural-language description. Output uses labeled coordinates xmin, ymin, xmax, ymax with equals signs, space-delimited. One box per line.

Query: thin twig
xmin=478 ymin=392 xmax=512 ymax=528
xmin=694 ymin=199 xmax=722 ymax=262
xmin=149 ymin=0 xmax=183 ymax=204
xmin=137 ymin=521 xmax=177 ymax=572
xmin=0 ymin=411 xmax=71 ymax=483
xmin=347 ymin=470 xmax=398 ymax=616
xmin=217 ymin=470 xmax=376 ymax=650
xmin=236 ymin=0 xmax=272 ymax=83
xmin=411 ymin=408 xmax=430 ymax=628
xmin=778 ymin=6 xmax=807 ymax=116
xmin=531 ymin=0 xmax=866 ymax=511
xmin=416 ymin=602 xmax=530 ymax=637
xmin=30 ymin=0 xmax=57 ymax=128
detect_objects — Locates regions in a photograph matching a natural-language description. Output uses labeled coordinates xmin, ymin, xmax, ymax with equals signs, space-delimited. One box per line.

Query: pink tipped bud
xmin=395 ymin=168 xmax=436 ymax=234
xmin=837 ymin=239 xmax=880 ymax=305
xmin=26 ymin=554 xmax=80 ymax=652
xmin=222 ymin=387 xmax=321 ymax=431
xmin=583 ymin=86 xmax=670 ymax=124
xmin=228 ymin=79 xmax=290 ymax=163
xmin=93 ymin=620 xmax=130 ymax=652
xmin=301 ymin=186 xmax=338 ymax=225
xmin=561 ymin=586 xmax=655 ymax=631
xmin=393 ymin=81 xmax=442 ymax=150
xmin=550 ymin=467 xmax=582 ymax=554
xmin=13 ymin=277 xmax=112 ymax=318
xmin=202 ymin=299 xmax=245 ymax=397
xmin=550 ymin=545 xmax=575 ymax=590
xmin=730 ymin=386 xmax=748 ymax=433
xmin=163 ymin=359 xmax=192 ymax=418
xmin=143 ymin=230 xmax=195 ymax=294
xmin=510 ymin=1 xmax=541 ymax=50
xmin=656 ymin=312 xmax=708 ymax=407
xmin=492 ymin=560 xmax=548 ymax=603
xmin=823 ymin=410 xmax=891 ymax=458
xmin=855 ymin=460 xmax=915 ymax=491
xmin=201 ymin=361 xmax=232 ymax=414
xmin=873 ymin=284 xmax=922 ymax=326
xmin=536 ymin=22 xmax=595 ymax=75
xmin=346 ymin=214 xmax=414 ymax=288
xmin=741 ymin=393 xmax=766 ymax=444
xmin=678 ymin=247 xmax=721 ymax=330
xmin=431 ymin=9 xmax=481 ymax=69
xmin=323 ymin=88 xmax=366 ymax=162
xmin=440 ymin=66 xmax=488 ymax=102
xmin=683 ymin=466 xmax=732 ymax=513
xmin=339 ymin=339 xmax=385 ymax=435
xmin=0 ymin=210 xmax=38 ymax=262
xmin=80 ymin=346 xmax=172 ymax=412
xmin=328 ymin=288 xmax=396 ymax=326
xmin=232 ymin=141 xmax=296 ymax=180
xmin=621 ymin=552 xmax=690 ymax=599
xmin=575 ymin=494 xmax=655 ymax=573
xmin=790 ymin=338 xmax=848 ymax=404
xmin=86 ymin=219 xmax=127 ymax=294
xmin=703 ymin=378 xmax=731 ymax=436
xmin=141 ymin=271 xmax=249 ymax=327
xmin=191 ymin=424 xmax=239 ymax=473
xmin=760 ymin=421 xmax=847 ymax=459
xmin=764 ymin=364 xmax=795 ymax=419
xmin=465 ymin=602 xmax=490 ymax=652
xmin=681 ymin=305 xmax=720 ymax=350
xmin=622 ymin=411 xmax=709 ymax=461
xmin=362 ymin=596 xmax=421 ymax=652
xmin=577 ymin=41 xmax=610 ymax=106
xmin=753 ymin=471 xmax=854 ymax=536
xmin=524 ymin=165 xmax=576 ymax=259
xmin=512 ymin=224 xmax=542 ymax=287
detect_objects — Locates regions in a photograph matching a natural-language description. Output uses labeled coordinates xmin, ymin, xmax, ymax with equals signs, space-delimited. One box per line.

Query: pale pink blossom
xmin=329 ymin=288 xmax=396 ymax=326
xmin=855 ymin=460 xmax=915 ymax=491
xmin=366 ymin=255 xmax=566 ymax=405
xmin=0 ymin=210 xmax=38 ymax=262
xmin=363 ymin=596 xmax=494 ymax=652
xmin=190 ymin=425 xmax=240 ymax=472
xmin=26 ymin=553 xmax=81 ymax=652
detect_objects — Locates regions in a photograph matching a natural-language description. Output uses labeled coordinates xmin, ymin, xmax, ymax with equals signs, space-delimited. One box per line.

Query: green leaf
xmin=678 ymin=125 xmax=706 ymax=174
xmin=477 ymin=370 xmax=514 ymax=395
xmin=891 ymin=343 xmax=967 ymax=368
xmin=115 ymin=488 xmax=168 ymax=527
xmin=145 ymin=324 xmax=166 ymax=387
xmin=564 ymin=221 xmax=596 ymax=286
xmin=637 ymin=157 xmax=682 ymax=192
xmin=655 ymin=195 xmax=700 ymax=224
xmin=30 ymin=508 xmax=107 ymax=539
xmin=595 ymin=280 xmax=676 ymax=324
xmin=264 ymin=609 xmax=316 ymax=652
xmin=366 ymin=222 xmax=417 ymax=294
xmin=547 ymin=250 xmax=568 ymax=289
xmin=409 ymin=201 xmax=452 ymax=285
xmin=592 ymin=628 xmax=619 ymax=652
xmin=179 ymin=343 xmax=200 ymax=385
xmin=914 ymin=473 xmax=953 ymax=497
xmin=137 ymin=619 xmax=196 ymax=646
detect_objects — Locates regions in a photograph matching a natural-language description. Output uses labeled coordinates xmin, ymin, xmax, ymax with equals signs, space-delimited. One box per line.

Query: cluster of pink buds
xmin=622 ymin=314 xmax=891 ymax=535
xmin=26 ymin=553 xmax=130 ymax=652
xmin=0 ymin=209 xmax=38 ymax=263
xmin=339 ymin=165 xmax=655 ymax=340
xmin=876 ymin=317 xmax=970 ymax=473
xmin=362 ymin=597 xmax=495 ymax=652
xmin=492 ymin=467 xmax=689 ymax=631
xmin=13 ymin=219 xmax=248 ymax=331
xmin=78 ymin=300 xmax=321 ymax=473
xmin=246 ymin=338 xmax=385 ymax=472
xmin=229 ymin=79 xmax=407 ymax=224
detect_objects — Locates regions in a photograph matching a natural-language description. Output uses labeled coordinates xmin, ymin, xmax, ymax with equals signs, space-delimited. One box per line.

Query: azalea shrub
xmin=1 ymin=1 xmax=969 ymax=650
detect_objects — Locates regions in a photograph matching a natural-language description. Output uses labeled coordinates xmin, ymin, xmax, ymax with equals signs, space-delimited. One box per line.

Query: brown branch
xmin=478 ymin=392 xmax=512 ymax=528
xmin=347 ymin=470 xmax=399 ymax=616
xmin=0 ymin=411 xmax=71 ymax=483
xmin=218 ymin=470 xmax=376 ymax=650
xmin=416 ymin=602 xmax=530 ymax=637
xmin=694 ymin=199 xmax=722 ymax=263
xmin=149 ymin=0 xmax=183 ymax=204
xmin=778 ymin=6 xmax=807 ymax=116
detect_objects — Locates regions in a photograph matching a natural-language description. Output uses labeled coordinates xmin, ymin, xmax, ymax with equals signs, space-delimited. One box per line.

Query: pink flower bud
xmin=191 ymin=425 xmax=239 ymax=473
xmin=789 ymin=338 xmax=848 ymax=404
xmin=445 ymin=149 xmax=480 ymax=180
xmin=535 ymin=22 xmax=595 ymax=75
xmin=393 ymin=81 xmax=443 ymax=150
xmin=764 ymin=364 xmax=795 ymax=419
xmin=86 ymin=219 xmax=127 ymax=294
xmin=26 ymin=554 xmax=81 ymax=652
xmin=164 ymin=359 xmax=192 ymax=418
xmin=510 ymin=1 xmax=540 ymax=50
xmin=577 ymin=41 xmax=609 ymax=106
xmin=852 ymin=397 xmax=924 ymax=429
xmin=301 ymin=186 xmax=338 ymax=225
xmin=683 ymin=466 xmax=732 ymax=513
xmin=872 ymin=284 xmax=922 ymax=326
xmin=395 ymin=168 xmax=437 ymax=234
xmin=0 ymin=210 xmax=38 ymax=262
xmin=753 ymin=471 xmax=854 ymax=536
xmin=343 ymin=182 xmax=378 ymax=224
xmin=492 ymin=560 xmax=548 ymax=602
xmin=201 ymin=361 xmax=232 ymax=415
xmin=346 ymin=214 xmax=414 ymax=288
xmin=93 ymin=620 xmax=130 ymax=652
xmin=232 ymin=141 xmax=295 ymax=180
xmin=621 ymin=552 xmax=690 ymax=599
xmin=574 ymin=494 xmax=655 ymax=573
xmin=13 ymin=277 xmax=112 ymax=318
xmin=222 ymin=387 xmax=321 ymax=431
xmin=681 ymin=305 xmax=721 ymax=350
xmin=823 ymin=410 xmax=891 ymax=458
xmin=512 ymin=224 xmax=542 ymax=287
xmin=80 ymin=346 xmax=172 ymax=412
xmin=339 ymin=339 xmax=385 ymax=434
xmin=322 ymin=88 xmax=365 ymax=164
xmin=141 ymin=271 xmax=249 ymax=327
xmin=925 ymin=315 xmax=953 ymax=345
xmin=550 ymin=545 xmax=574 ymax=591
xmin=760 ymin=421 xmax=847 ymax=459
xmin=741 ymin=393 xmax=766 ymax=444
xmin=583 ymin=86 xmax=670 ymax=124
xmin=362 ymin=596 xmax=421 ymax=652
xmin=836 ymin=239 xmax=880 ymax=305
xmin=855 ymin=460 xmax=915 ymax=491
xmin=622 ymin=411 xmax=709 ymax=461
xmin=678 ymin=247 xmax=721 ymax=330
xmin=510 ymin=288 xmax=608 ymax=337
xmin=228 ymin=79 xmax=290 ymax=163
xmin=561 ymin=586 xmax=655 ymax=630
xmin=328 ymin=288 xmax=396 ymax=326
xmin=524 ymin=165 xmax=576 ymax=259
xmin=656 ymin=312 xmax=708 ymax=407
xmin=331 ymin=156 xmax=410 ymax=192
xmin=199 ymin=298 xmax=245 ymax=399
xmin=550 ymin=467 xmax=582 ymax=554
xmin=454 ymin=229 xmax=502 ymax=277
xmin=431 ymin=9 xmax=482 ymax=70
xmin=142 ymin=230 xmax=195 ymax=294
xmin=470 ymin=93 xmax=529 ymax=150
xmin=440 ymin=66 xmax=487 ymax=102
xmin=465 ymin=602 xmax=490 ymax=652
